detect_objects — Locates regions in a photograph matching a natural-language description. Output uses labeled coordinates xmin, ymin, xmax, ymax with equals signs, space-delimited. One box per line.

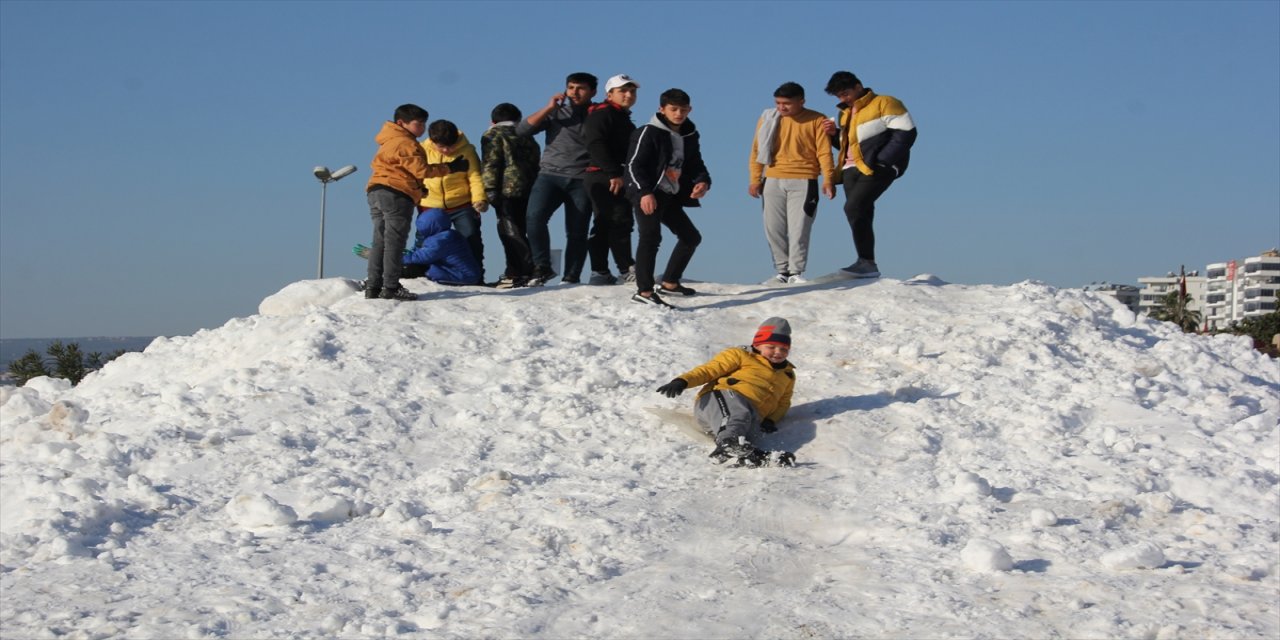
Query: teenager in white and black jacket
xmin=624 ymin=88 xmax=711 ymax=308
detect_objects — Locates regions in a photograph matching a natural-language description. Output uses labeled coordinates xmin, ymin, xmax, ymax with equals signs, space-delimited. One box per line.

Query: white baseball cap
xmin=604 ymin=74 xmax=640 ymax=93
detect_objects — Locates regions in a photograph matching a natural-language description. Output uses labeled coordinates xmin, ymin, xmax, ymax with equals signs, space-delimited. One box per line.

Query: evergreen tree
xmin=47 ymin=340 xmax=88 ymax=384
xmin=7 ymin=350 xmax=50 ymax=386
xmin=5 ymin=342 xmax=128 ymax=387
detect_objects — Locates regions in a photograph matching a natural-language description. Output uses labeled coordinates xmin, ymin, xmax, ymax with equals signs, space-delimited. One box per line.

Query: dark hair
xmin=490 ymin=102 xmax=522 ymax=122
xmin=773 ymin=82 xmax=805 ymax=99
xmin=394 ymin=104 xmax=429 ymax=124
xmin=566 ymin=72 xmax=598 ymax=90
xmin=427 ymin=120 xmax=460 ymax=146
xmin=659 ymin=88 xmax=691 ymax=107
xmin=824 ymin=71 xmax=861 ymax=95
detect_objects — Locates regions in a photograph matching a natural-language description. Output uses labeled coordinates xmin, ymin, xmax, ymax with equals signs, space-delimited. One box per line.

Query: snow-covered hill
xmin=2 ymin=276 xmax=1277 ymax=639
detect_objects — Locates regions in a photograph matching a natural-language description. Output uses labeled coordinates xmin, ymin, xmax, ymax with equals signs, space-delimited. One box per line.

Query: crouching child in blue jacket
xmin=403 ymin=208 xmax=483 ymax=285
xmin=358 ymin=208 xmax=481 ymax=286
xmin=656 ymin=317 xmax=796 ymax=466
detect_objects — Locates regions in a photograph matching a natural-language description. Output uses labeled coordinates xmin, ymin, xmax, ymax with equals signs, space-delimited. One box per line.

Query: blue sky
xmin=1 ymin=0 xmax=1277 ymax=339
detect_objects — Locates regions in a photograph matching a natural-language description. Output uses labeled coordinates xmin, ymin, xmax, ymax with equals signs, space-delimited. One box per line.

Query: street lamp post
xmin=312 ymin=164 xmax=358 ymax=278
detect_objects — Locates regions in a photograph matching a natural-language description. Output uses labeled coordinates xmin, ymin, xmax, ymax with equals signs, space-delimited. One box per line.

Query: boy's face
xmin=774 ymin=96 xmax=804 ymax=117
xmin=660 ymin=103 xmax=692 ymax=125
xmin=565 ymin=82 xmax=597 ymax=106
xmin=833 ymin=83 xmax=866 ymax=107
xmin=607 ymin=85 xmax=638 ymax=109
xmin=400 ymin=119 xmax=427 ymax=138
xmin=757 ymin=343 xmax=790 ymax=364
xmin=431 ymin=140 xmax=459 ymax=155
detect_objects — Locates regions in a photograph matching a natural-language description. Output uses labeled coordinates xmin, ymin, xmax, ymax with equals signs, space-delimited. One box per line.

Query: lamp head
xmin=313 ymin=166 xmax=332 ymax=182
xmin=329 ymin=165 xmax=357 ymax=181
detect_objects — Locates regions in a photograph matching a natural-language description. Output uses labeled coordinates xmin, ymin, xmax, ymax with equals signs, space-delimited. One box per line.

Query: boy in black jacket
xmin=584 ymin=74 xmax=640 ymax=285
xmin=624 ymin=88 xmax=711 ymax=308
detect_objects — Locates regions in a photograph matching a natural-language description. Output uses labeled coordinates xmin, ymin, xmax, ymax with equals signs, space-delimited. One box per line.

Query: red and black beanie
xmin=752 ymin=317 xmax=792 ymax=347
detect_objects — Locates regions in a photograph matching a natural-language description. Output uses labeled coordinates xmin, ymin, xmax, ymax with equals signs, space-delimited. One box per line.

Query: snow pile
xmin=2 ymin=276 xmax=1277 ymax=638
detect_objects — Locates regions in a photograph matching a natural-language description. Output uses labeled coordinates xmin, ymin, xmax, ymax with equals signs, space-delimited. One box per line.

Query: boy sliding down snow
xmin=656 ymin=317 xmax=797 ymax=466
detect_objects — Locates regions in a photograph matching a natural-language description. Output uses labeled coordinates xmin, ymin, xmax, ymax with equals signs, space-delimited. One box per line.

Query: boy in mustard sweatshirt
xmin=656 ymin=317 xmax=797 ymax=466
xmin=748 ymin=82 xmax=837 ymax=285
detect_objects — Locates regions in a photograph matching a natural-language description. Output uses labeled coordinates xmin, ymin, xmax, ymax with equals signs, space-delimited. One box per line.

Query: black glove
xmin=656 ymin=378 xmax=688 ymax=398
xmin=447 ymin=157 xmax=469 ymax=173
xmin=761 ymin=419 xmax=777 ymax=433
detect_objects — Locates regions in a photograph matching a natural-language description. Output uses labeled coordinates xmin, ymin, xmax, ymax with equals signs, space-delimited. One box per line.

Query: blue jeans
xmin=525 ymin=174 xmax=592 ymax=279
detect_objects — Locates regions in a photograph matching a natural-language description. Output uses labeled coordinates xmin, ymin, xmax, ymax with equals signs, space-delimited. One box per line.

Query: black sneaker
xmin=631 ymin=291 xmax=675 ymax=308
xmin=494 ymin=274 xmax=525 ymax=289
xmin=656 ymin=283 xmax=697 ymax=296
xmin=588 ymin=271 xmax=618 ymax=285
xmin=527 ymin=268 xmax=556 ymax=287
xmin=379 ymin=287 xmax=417 ymax=301
xmin=709 ymin=437 xmax=755 ymax=464
xmin=840 ymin=259 xmax=880 ymax=279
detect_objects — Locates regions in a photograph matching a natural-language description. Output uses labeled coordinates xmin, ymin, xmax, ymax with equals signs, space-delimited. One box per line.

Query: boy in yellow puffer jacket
xmin=656 ymin=317 xmax=797 ymax=466
xmin=420 ymin=120 xmax=488 ymax=279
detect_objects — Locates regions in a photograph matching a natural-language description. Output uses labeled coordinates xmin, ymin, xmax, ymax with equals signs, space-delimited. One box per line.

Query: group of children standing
xmin=361 ymin=72 xmax=711 ymax=308
xmin=361 ymin=70 xmax=917 ymax=309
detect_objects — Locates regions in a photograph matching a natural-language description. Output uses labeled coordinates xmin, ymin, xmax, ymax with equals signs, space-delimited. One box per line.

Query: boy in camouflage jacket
xmin=481 ymin=103 xmax=542 ymax=287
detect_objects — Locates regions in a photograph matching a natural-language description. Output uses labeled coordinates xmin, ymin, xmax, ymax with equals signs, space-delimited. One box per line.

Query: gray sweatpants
xmin=694 ymin=389 xmax=762 ymax=445
xmin=762 ymin=178 xmax=819 ymax=276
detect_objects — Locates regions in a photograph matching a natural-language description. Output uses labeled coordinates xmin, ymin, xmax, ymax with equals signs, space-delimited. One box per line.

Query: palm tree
xmin=1152 ymin=290 xmax=1201 ymax=332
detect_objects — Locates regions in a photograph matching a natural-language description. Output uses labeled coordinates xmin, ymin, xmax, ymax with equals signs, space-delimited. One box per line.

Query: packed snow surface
xmin=2 ymin=276 xmax=1278 ymax=639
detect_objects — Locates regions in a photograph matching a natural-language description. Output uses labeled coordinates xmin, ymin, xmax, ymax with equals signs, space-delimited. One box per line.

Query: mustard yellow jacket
xmin=749 ymin=108 xmax=837 ymax=185
xmin=677 ymin=346 xmax=796 ymax=423
xmin=419 ymin=132 xmax=486 ymax=210
xmin=367 ymin=121 xmax=451 ymax=202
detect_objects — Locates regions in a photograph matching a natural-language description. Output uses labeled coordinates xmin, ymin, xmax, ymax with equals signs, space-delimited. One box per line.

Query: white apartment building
xmin=1204 ymin=249 xmax=1280 ymax=330
xmin=1137 ymin=271 xmax=1207 ymax=319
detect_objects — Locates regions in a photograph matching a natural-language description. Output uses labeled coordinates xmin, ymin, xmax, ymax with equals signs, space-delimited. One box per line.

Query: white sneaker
xmin=763 ymin=273 xmax=788 ymax=285
xmin=787 ymin=274 xmax=808 ymax=284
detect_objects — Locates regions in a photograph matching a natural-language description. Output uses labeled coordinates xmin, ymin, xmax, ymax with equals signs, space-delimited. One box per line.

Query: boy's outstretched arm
xmin=656 ymin=378 xmax=688 ymax=398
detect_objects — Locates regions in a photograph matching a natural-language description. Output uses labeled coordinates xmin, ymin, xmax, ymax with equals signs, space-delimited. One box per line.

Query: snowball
xmin=1100 ymin=542 xmax=1166 ymax=570
xmin=225 ymin=493 xmax=298 ymax=529
xmin=1029 ymin=508 xmax=1059 ymax=527
xmin=954 ymin=472 xmax=992 ymax=497
xmin=961 ymin=539 xmax=1013 ymax=572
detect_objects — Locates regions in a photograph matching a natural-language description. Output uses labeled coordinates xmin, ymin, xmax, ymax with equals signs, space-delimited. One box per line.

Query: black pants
xmin=841 ymin=167 xmax=896 ymax=262
xmin=632 ymin=192 xmax=702 ymax=293
xmin=493 ymin=196 xmax=534 ymax=278
xmin=585 ymin=172 xmax=636 ymax=275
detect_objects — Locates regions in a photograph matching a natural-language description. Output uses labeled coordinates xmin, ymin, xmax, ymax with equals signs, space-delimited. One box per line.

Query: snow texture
xmin=2 ymin=276 xmax=1278 ymax=639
